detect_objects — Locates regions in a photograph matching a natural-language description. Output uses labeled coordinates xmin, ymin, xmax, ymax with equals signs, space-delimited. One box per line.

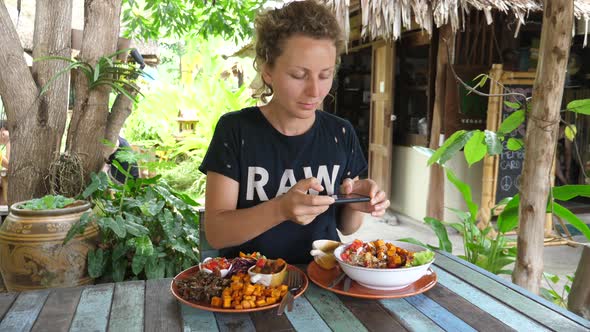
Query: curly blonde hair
xmin=253 ymin=0 xmax=344 ymax=102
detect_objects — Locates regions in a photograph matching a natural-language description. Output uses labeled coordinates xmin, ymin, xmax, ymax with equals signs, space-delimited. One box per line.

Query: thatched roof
xmin=322 ymin=0 xmax=590 ymax=46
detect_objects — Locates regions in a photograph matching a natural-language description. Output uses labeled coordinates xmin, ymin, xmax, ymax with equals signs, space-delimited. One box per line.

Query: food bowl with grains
xmin=333 ymin=239 xmax=435 ymax=290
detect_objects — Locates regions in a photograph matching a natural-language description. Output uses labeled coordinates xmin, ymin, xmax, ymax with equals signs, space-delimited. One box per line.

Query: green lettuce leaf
xmin=410 ymin=250 xmax=435 ymax=267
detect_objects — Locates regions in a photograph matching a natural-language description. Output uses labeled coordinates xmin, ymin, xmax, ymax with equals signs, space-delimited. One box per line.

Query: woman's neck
xmin=260 ymin=102 xmax=315 ymax=136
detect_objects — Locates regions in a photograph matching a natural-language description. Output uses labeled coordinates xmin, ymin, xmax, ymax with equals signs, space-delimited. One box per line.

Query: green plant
xmin=400 ymin=167 xmax=518 ymax=275
xmin=540 ymin=273 xmax=574 ymax=308
xmin=124 ymin=36 xmax=256 ymax=201
xmin=64 ymin=159 xmax=200 ymax=282
xmin=121 ymin=0 xmax=265 ymax=42
xmin=409 ymin=73 xmax=590 ymax=277
xmin=35 ymin=48 xmax=148 ymax=102
xmin=19 ymin=194 xmax=76 ymax=210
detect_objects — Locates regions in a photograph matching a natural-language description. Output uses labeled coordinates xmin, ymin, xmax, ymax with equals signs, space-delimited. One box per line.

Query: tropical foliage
xmin=64 ymin=161 xmax=200 ymax=282
xmin=124 ymin=37 xmax=257 ymax=201
xmin=409 ymin=77 xmax=590 ymax=303
xmin=400 ymin=167 xmax=518 ymax=275
xmin=121 ymin=0 xmax=265 ymax=42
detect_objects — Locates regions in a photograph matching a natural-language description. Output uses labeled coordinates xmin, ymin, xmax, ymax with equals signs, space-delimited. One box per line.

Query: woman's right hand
xmin=277 ymin=177 xmax=335 ymax=225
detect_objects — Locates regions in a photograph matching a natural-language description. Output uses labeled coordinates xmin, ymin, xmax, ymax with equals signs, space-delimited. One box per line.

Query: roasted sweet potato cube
xmin=249 ymin=300 xmax=256 ymax=308
xmin=256 ymin=299 xmax=267 ymax=307
xmin=242 ymin=300 xmax=251 ymax=309
xmin=210 ymin=296 xmax=222 ymax=308
xmin=375 ymin=239 xmax=385 ymax=247
xmin=231 ymin=282 xmax=243 ymax=291
xmin=271 ymin=289 xmax=281 ymax=299
xmin=223 ymin=298 xmax=232 ymax=308
xmin=279 ymin=285 xmax=288 ymax=291
xmin=234 ymin=304 xmax=243 ymax=310
xmin=266 ymin=297 xmax=277 ymax=305
xmin=244 ymin=284 xmax=255 ymax=295
xmin=231 ymin=275 xmax=241 ymax=282
xmin=222 ymin=288 xmax=231 ymax=297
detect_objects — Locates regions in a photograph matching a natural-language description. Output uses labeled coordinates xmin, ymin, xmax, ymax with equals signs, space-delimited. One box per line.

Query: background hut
xmin=319 ymin=0 xmax=590 ymax=227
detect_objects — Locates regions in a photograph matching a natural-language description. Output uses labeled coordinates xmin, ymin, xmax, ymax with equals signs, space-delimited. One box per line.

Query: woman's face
xmin=0 ymin=128 xmax=9 ymax=145
xmin=262 ymin=35 xmax=336 ymax=119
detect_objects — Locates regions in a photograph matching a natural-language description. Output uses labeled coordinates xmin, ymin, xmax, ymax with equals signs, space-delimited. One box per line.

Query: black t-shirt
xmin=199 ymin=107 xmax=367 ymax=263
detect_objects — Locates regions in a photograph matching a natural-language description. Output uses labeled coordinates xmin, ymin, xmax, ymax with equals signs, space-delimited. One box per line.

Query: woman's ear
xmin=261 ymin=64 xmax=272 ymax=87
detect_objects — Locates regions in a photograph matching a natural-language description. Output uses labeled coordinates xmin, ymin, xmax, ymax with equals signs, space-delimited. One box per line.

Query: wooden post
xmin=478 ymin=64 xmax=504 ymax=228
xmin=568 ymin=244 xmax=590 ymax=319
xmin=513 ymin=0 xmax=573 ymax=294
xmin=427 ymin=24 xmax=454 ymax=220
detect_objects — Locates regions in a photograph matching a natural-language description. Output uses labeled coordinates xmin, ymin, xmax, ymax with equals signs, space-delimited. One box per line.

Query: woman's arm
xmin=2 ymin=141 xmax=9 ymax=169
xmin=338 ymin=204 xmax=364 ymax=235
xmin=204 ymin=171 xmax=335 ymax=249
xmin=337 ymin=177 xmax=390 ymax=235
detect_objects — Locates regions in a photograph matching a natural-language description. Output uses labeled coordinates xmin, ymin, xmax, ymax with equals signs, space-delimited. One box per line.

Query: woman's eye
xmin=320 ymin=72 xmax=334 ymax=80
xmin=290 ymin=74 xmax=305 ymax=79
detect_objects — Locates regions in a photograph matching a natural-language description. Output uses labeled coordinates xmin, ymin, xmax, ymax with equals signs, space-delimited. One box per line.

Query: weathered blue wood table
xmin=0 ymin=251 xmax=587 ymax=331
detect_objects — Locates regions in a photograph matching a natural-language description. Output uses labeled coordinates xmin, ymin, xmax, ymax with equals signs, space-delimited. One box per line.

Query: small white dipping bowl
xmin=199 ymin=257 xmax=231 ymax=278
xmin=333 ymin=240 xmax=435 ymax=290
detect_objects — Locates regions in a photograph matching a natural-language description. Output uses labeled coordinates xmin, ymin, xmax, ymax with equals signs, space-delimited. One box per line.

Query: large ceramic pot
xmin=0 ymin=200 xmax=99 ymax=291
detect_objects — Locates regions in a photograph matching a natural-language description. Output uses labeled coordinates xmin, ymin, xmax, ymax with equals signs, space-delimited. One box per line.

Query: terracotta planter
xmin=0 ymin=200 xmax=99 ymax=291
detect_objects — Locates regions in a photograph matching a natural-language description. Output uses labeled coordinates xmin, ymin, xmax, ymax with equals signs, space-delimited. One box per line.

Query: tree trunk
xmin=0 ymin=0 xmax=72 ymax=204
xmin=568 ymin=244 xmax=590 ymax=318
xmin=512 ymin=0 xmax=573 ymax=293
xmin=66 ymin=0 xmax=123 ymax=182
xmin=427 ymin=24 xmax=454 ymax=220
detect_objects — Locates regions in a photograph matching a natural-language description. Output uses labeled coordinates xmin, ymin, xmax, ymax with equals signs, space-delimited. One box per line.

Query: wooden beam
xmin=426 ymin=24 xmax=454 ymax=220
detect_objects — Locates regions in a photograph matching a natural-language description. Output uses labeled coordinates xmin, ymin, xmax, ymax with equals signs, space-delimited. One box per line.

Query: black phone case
xmin=332 ymin=194 xmax=371 ymax=204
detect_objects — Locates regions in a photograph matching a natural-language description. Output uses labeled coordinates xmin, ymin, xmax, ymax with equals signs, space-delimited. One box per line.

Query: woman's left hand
xmin=339 ymin=178 xmax=390 ymax=217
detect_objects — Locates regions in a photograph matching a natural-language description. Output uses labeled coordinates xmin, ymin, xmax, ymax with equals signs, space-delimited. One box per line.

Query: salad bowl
xmin=333 ymin=240 xmax=435 ymax=290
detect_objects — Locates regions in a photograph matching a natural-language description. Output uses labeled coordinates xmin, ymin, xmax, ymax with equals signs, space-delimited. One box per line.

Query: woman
xmin=0 ymin=120 xmax=9 ymax=205
xmin=199 ymin=0 xmax=390 ymax=263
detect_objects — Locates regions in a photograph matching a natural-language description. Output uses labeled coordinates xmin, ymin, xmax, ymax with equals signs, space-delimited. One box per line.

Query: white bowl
xmin=333 ymin=240 xmax=435 ymax=290
xmin=309 ymin=239 xmax=341 ymax=270
xmin=247 ymin=262 xmax=287 ymax=287
xmin=199 ymin=257 xmax=231 ymax=278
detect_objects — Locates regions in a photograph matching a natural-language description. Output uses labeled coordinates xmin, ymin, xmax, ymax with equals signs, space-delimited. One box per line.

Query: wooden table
xmin=0 ymin=251 xmax=587 ymax=332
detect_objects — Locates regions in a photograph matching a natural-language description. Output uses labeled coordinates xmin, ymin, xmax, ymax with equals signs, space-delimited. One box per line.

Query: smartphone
xmin=331 ymin=193 xmax=371 ymax=204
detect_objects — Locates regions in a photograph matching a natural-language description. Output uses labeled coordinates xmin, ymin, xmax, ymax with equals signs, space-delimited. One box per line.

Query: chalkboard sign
xmin=494 ymin=86 xmax=533 ymax=204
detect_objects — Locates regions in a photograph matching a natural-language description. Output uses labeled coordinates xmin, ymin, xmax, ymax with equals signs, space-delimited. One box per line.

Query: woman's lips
xmin=299 ymin=102 xmax=317 ymax=110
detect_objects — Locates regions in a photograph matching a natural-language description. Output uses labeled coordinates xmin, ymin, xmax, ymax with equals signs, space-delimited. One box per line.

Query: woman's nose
xmin=305 ymin=78 xmax=320 ymax=97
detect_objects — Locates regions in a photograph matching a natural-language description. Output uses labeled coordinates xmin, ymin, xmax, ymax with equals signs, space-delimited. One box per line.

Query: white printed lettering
xmin=276 ymin=169 xmax=297 ymax=196
xmin=303 ymin=165 xmax=340 ymax=195
xmin=246 ymin=167 xmax=269 ymax=201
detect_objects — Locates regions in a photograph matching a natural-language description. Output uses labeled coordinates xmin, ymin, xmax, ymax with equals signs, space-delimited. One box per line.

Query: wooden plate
xmin=170 ymin=264 xmax=309 ymax=313
xmin=307 ymin=261 xmax=437 ymax=299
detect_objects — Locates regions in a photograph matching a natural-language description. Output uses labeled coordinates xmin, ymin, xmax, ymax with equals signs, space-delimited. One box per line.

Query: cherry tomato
xmin=255 ymin=258 xmax=266 ymax=268
xmin=202 ymin=257 xmax=229 ymax=270
xmin=340 ymin=252 xmax=350 ymax=262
